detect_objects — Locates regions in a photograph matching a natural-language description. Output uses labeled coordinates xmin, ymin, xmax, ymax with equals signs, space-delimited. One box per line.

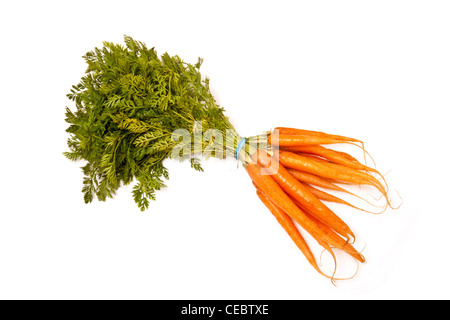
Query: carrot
xmin=254 ymin=184 xmax=339 ymax=281
xmin=246 ymin=162 xmax=350 ymax=251
xmin=273 ymin=127 xmax=375 ymax=167
xmin=255 ymin=180 xmax=353 ymax=210
xmin=295 ymin=201 xmax=365 ymax=263
xmin=303 ymin=184 xmax=352 ymax=205
xmin=288 ymin=150 xmax=378 ymax=181
xmin=281 ymin=145 xmax=377 ymax=173
xmin=254 ymin=179 xmax=364 ymax=280
xmin=279 ymin=151 xmax=385 ymax=192
xmin=267 ymin=180 xmax=365 ymax=263
xmin=255 ymin=189 xmax=327 ymax=275
xmin=287 ymin=169 xmax=347 ymax=192
xmin=287 ymin=168 xmax=385 ymax=211
xmin=274 ymin=127 xmax=363 ymax=145
xmin=295 ymin=153 xmax=331 ymax=163
xmin=253 ymin=182 xmax=334 ymax=255
xmin=252 ymin=150 xmax=355 ymax=241
xmin=269 ymin=133 xmax=345 ymax=147
xmin=277 ymin=150 xmax=390 ymax=206
xmin=332 ymin=149 xmax=360 ymax=163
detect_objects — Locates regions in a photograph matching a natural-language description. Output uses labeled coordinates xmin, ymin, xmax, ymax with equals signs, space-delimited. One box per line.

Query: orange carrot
xmin=277 ymin=151 xmax=389 ymax=204
xmin=252 ymin=150 xmax=355 ymax=241
xmin=273 ymin=127 xmax=375 ymax=166
xmin=303 ymin=184 xmax=352 ymax=205
xmin=269 ymin=133 xmax=345 ymax=147
xmin=246 ymin=163 xmax=349 ymax=251
xmin=287 ymin=169 xmax=346 ymax=192
xmin=293 ymin=199 xmax=365 ymax=263
xmin=294 ymin=152 xmax=334 ymax=164
xmin=281 ymin=145 xmax=376 ymax=173
xmin=255 ymin=180 xmax=356 ymax=211
xmin=333 ymin=149 xmax=360 ymax=163
xmin=255 ymin=190 xmax=326 ymax=274
xmin=254 ymin=183 xmax=339 ymax=280
xmin=287 ymin=168 xmax=386 ymax=212
xmin=254 ymin=177 xmax=365 ymax=280
xmin=274 ymin=127 xmax=363 ymax=145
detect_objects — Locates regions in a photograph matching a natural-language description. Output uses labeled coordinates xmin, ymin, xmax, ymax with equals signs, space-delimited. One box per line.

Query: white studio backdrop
xmin=0 ymin=0 xmax=449 ymax=299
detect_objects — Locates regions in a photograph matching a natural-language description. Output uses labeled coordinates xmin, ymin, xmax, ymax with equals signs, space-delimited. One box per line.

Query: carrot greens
xmin=64 ymin=36 xmax=245 ymax=210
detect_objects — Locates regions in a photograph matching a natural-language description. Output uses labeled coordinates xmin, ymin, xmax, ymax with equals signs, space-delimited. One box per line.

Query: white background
xmin=0 ymin=0 xmax=449 ymax=300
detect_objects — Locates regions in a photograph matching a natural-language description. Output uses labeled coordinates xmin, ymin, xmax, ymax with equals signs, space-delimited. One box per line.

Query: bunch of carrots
xmin=246 ymin=127 xmax=395 ymax=281
xmin=65 ymin=37 xmax=397 ymax=282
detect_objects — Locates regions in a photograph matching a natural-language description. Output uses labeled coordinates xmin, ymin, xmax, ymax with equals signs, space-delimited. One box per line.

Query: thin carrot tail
xmin=305 ymin=184 xmax=387 ymax=215
xmin=318 ymin=242 xmax=338 ymax=285
xmin=369 ymin=169 xmax=401 ymax=210
xmin=329 ymin=182 xmax=389 ymax=211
